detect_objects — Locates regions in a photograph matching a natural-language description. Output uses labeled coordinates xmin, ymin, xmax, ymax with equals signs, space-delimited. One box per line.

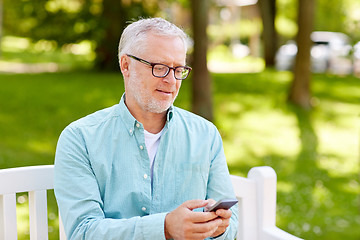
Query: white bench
xmin=0 ymin=165 xmax=302 ymax=240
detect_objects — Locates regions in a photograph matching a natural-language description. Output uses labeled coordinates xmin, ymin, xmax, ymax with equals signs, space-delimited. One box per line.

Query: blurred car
xmin=275 ymin=31 xmax=353 ymax=75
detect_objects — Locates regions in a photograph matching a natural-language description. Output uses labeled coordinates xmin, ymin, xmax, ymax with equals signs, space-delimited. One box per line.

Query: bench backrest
xmin=0 ymin=165 xmax=301 ymax=240
xmin=0 ymin=165 xmax=66 ymax=240
xmin=230 ymin=166 xmax=302 ymax=240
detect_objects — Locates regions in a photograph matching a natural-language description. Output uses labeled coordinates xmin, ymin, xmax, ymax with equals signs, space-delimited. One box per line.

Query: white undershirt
xmin=144 ymin=128 xmax=163 ymax=181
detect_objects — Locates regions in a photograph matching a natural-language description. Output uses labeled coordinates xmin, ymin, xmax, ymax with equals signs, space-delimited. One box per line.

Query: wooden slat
xmin=29 ymin=190 xmax=48 ymax=240
xmin=248 ymin=166 xmax=277 ymax=230
xmin=263 ymin=227 xmax=304 ymax=240
xmin=0 ymin=165 xmax=53 ymax=240
xmin=231 ymin=175 xmax=258 ymax=240
xmin=0 ymin=166 xmax=54 ymax=195
xmin=0 ymin=193 xmax=18 ymax=240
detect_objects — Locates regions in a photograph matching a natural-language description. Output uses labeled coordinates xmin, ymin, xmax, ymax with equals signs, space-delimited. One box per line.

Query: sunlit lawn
xmin=213 ymin=71 xmax=360 ymax=239
xmin=0 ymin=70 xmax=360 ymax=240
xmin=0 ymin=70 xmax=359 ymax=238
xmin=0 ymin=36 xmax=95 ymax=72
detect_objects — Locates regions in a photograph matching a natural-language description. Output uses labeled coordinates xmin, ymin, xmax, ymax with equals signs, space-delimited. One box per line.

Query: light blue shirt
xmin=54 ymin=95 xmax=238 ymax=240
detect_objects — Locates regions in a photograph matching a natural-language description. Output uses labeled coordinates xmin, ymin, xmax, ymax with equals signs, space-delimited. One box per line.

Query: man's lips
xmin=156 ymin=89 xmax=173 ymax=94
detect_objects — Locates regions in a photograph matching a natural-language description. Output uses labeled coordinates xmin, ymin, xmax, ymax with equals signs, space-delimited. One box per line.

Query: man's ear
xmin=120 ymin=55 xmax=130 ymax=78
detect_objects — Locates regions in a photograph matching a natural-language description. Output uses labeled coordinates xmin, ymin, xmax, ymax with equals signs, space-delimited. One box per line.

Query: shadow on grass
xmin=276 ymin=105 xmax=360 ymax=239
xmin=218 ymin=70 xmax=360 ymax=239
xmin=312 ymin=73 xmax=360 ymax=105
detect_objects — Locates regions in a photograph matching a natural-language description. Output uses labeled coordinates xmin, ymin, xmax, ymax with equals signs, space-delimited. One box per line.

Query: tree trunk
xmin=94 ymin=0 xmax=127 ymax=71
xmin=288 ymin=0 xmax=315 ymax=109
xmin=0 ymin=0 xmax=3 ymax=58
xmin=191 ymin=0 xmax=213 ymax=121
xmin=257 ymin=0 xmax=277 ymax=67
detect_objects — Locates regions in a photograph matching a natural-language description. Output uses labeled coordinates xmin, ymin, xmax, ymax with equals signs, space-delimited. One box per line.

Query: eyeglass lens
xmin=153 ymin=64 xmax=190 ymax=80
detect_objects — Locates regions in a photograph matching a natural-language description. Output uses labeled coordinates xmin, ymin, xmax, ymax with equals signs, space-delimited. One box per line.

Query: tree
xmin=190 ymin=0 xmax=213 ymax=121
xmin=3 ymin=0 xmax=95 ymax=45
xmin=257 ymin=0 xmax=278 ymax=67
xmin=94 ymin=1 xmax=155 ymax=71
xmin=2 ymin=0 xmax=157 ymax=71
xmin=288 ymin=0 xmax=316 ymax=109
xmin=0 ymin=0 xmax=3 ymax=58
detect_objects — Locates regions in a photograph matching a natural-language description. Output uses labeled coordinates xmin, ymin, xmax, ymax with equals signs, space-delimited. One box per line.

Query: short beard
xmin=127 ymin=72 xmax=177 ymax=114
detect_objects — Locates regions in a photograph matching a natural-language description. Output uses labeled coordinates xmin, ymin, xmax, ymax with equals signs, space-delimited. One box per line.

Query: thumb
xmin=204 ymin=199 xmax=217 ymax=211
xmin=183 ymin=199 xmax=209 ymax=211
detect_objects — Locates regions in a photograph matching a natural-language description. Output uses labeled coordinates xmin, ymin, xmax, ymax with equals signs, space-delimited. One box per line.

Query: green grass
xmin=213 ymin=70 xmax=360 ymax=239
xmin=0 ymin=36 xmax=95 ymax=71
xmin=0 ymin=70 xmax=359 ymax=239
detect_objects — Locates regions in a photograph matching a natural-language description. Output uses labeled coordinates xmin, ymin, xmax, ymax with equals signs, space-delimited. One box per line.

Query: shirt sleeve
xmin=206 ymin=127 xmax=238 ymax=240
xmin=54 ymin=125 xmax=168 ymax=240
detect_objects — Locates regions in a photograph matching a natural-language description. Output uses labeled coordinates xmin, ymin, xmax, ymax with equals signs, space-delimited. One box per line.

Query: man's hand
xmin=205 ymin=199 xmax=232 ymax=238
xmin=164 ymin=199 xmax=223 ymax=240
xmin=210 ymin=208 xmax=232 ymax=238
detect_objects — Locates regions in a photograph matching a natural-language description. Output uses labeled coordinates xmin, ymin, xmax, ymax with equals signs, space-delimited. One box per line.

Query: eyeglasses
xmin=127 ymin=54 xmax=192 ymax=80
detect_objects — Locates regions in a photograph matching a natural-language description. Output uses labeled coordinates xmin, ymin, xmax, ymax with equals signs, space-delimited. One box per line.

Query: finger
xmin=204 ymin=199 xmax=217 ymax=211
xmin=190 ymin=211 xmax=219 ymax=223
xmin=213 ymin=218 xmax=230 ymax=236
xmin=183 ymin=199 xmax=209 ymax=211
xmin=215 ymin=209 xmax=232 ymax=219
xmin=191 ymin=227 xmax=219 ymax=240
xmin=210 ymin=219 xmax=229 ymax=238
xmin=192 ymin=218 xmax=222 ymax=233
xmin=211 ymin=226 xmax=227 ymax=238
xmin=217 ymin=217 xmax=230 ymax=228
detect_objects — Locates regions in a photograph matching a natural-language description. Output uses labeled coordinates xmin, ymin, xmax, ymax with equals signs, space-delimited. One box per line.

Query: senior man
xmin=54 ymin=17 xmax=238 ymax=240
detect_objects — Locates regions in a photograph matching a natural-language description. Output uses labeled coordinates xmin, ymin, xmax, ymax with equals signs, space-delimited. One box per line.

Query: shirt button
xmin=136 ymin=123 xmax=140 ymax=128
xmin=129 ymin=129 xmax=133 ymax=134
xmin=142 ymin=207 xmax=146 ymax=211
xmin=143 ymin=174 xmax=148 ymax=179
xmin=139 ymin=145 xmax=144 ymax=150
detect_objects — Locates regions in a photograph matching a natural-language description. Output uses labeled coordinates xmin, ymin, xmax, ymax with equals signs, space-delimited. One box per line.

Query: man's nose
xmin=163 ymin=69 xmax=177 ymax=84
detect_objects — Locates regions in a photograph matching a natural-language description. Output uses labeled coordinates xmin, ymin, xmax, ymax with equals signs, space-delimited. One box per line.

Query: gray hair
xmin=118 ymin=17 xmax=188 ymax=62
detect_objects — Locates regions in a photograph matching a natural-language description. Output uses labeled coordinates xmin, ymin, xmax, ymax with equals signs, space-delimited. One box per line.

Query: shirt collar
xmin=167 ymin=106 xmax=174 ymax=122
xmin=118 ymin=94 xmax=137 ymax=136
xmin=118 ymin=94 xmax=175 ymax=135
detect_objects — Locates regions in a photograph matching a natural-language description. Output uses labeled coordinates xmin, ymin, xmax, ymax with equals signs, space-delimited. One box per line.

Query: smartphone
xmin=205 ymin=198 xmax=238 ymax=212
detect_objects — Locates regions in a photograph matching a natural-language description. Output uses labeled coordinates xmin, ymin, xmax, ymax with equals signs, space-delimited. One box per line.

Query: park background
xmin=0 ymin=0 xmax=359 ymax=239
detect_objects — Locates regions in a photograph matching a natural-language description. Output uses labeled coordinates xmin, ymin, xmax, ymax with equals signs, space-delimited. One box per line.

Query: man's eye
xmin=154 ymin=65 xmax=167 ymax=71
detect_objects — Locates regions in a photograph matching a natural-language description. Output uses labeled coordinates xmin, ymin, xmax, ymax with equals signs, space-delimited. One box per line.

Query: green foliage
xmin=0 ymin=69 xmax=359 ymax=239
xmin=315 ymin=0 xmax=347 ymax=33
xmin=276 ymin=0 xmax=298 ymax=40
xmin=208 ymin=19 xmax=262 ymax=45
xmin=276 ymin=0 xmax=360 ymax=42
xmin=2 ymin=0 xmax=158 ymax=45
xmin=4 ymin=0 xmax=360 ymax=70
xmin=343 ymin=0 xmax=360 ymax=42
xmin=315 ymin=0 xmax=360 ymax=42
xmin=4 ymin=0 xmax=98 ymax=44
xmin=277 ymin=0 xmax=297 ymax=21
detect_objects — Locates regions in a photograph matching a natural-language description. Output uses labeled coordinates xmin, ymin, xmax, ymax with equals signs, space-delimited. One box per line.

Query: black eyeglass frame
xmin=126 ymin=54 xmax=192 ymax=80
